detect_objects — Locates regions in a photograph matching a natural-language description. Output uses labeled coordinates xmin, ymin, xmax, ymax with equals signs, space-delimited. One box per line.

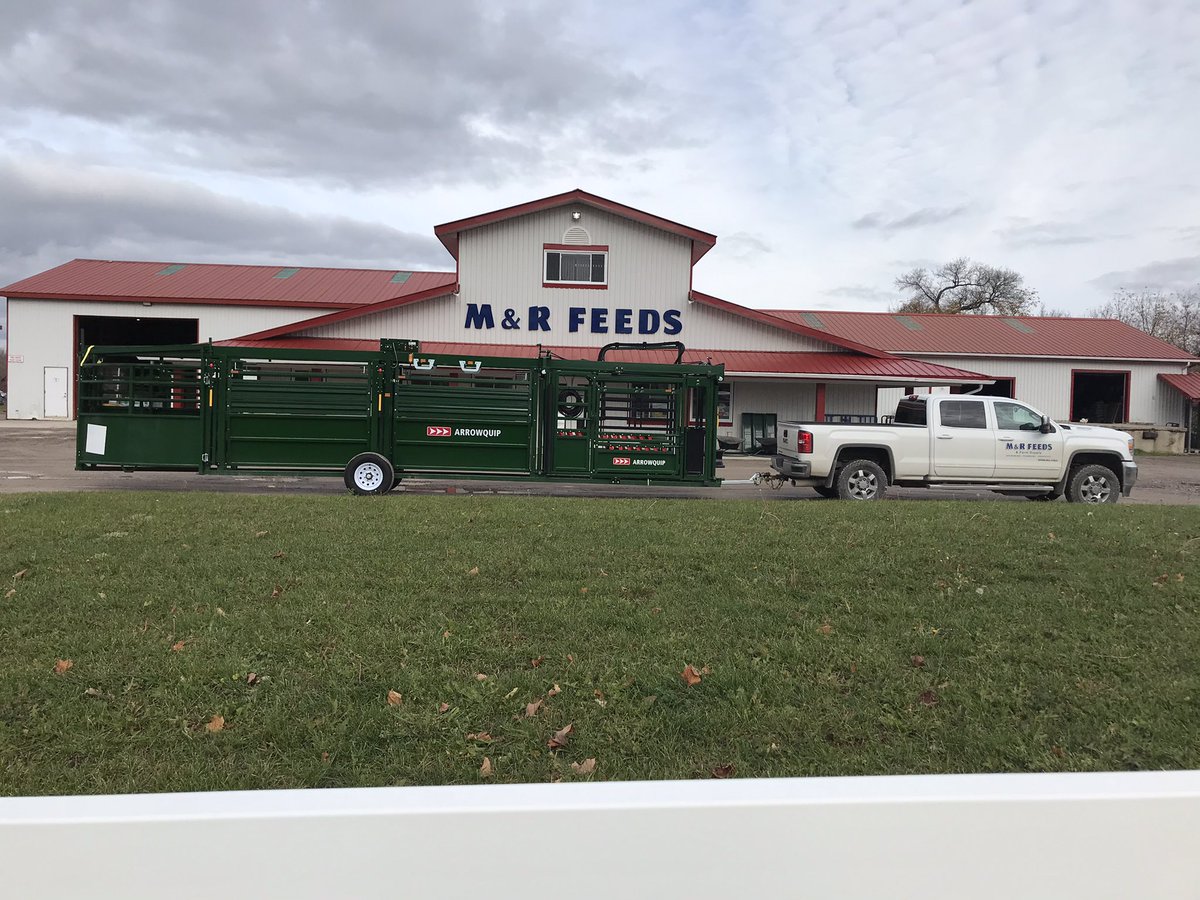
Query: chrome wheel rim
xmin=1079 ymin=474 xmax=1111 ymax=503
xmin=353 ymin=462 xmax=384 ymax=492
xmin=847 ymin=469 xmax=878 ymax=500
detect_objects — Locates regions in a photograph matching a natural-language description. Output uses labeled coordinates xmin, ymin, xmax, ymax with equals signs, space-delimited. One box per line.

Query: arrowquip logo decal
xmin=632 ymin=459 xmax=668 ymax=467
xmin=427 ymin=426 xmax=451 ymax=437
xmin=455 ymin=428 xmax=502 ymax=438
xmin=613 ymin=457 xmax=632 ymax=466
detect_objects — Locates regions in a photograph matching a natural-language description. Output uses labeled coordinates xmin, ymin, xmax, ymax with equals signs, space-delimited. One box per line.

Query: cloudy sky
xmin=2 ymin=0 xmax=1199 ymax=343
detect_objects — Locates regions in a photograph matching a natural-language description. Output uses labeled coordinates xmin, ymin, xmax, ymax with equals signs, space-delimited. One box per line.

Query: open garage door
xmin=75 ymin=315 xmax=198 ymax=416
xmin=1071 ymin=370 xmax=1129 ymax=423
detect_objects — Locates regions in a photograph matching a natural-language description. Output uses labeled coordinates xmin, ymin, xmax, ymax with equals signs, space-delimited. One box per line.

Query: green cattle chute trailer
xmin=75 ymin=339 xmax=726 ymax=493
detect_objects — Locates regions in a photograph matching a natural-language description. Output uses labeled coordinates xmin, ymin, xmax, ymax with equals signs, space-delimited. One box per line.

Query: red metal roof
xmin=236 ymin=282 xmax=458 ymax=341
xmin=218 ymin=337 xmax=991 ymax=382
xmin=1159 ymin=372 xmax=1200 ymax=400
xmin=434 ymin=189 xmax=718 ymax=264
xmin=1 ymin=259 xmax=456 ymax=309
xmin=770 ymin=310 xmax=1198 ymax=361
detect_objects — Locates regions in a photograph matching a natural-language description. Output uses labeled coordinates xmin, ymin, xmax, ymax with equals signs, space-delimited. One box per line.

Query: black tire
xmin=1027 ymin=491 xmax=1062 ymax=502
xmin=344 ymin=452 xmax=395 ymax=496
xmin=1065 ymin=464 xmax=1120 ymax=504
xmin=834 ymin=459 xmax=888 ymax=501
xmin=813 ymin=485 xmax=838 ymax=499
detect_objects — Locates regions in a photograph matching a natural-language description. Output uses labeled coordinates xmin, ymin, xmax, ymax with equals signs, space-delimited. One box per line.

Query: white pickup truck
xmin=771 ymin=394 xmax=1137 ymax=503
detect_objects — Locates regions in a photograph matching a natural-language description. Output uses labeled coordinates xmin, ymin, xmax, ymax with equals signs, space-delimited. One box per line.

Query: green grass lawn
xmin=2 ymin=491 xmax=1199 ymax=796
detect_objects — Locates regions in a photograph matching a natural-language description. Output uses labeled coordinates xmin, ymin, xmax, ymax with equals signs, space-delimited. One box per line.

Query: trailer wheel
xmin=344 ymin=453 xmax=395 ymax=496
xmin=834 ymin=459 xmax=887 ymax=501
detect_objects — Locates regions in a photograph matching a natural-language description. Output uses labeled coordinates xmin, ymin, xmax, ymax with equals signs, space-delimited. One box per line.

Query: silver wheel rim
xmin=847 ymin=468 xmax=878 ymax=500
xmin=1079 ymin=474 xmax=1111 ymax=503
xmin=354 ymin=462 xmax=384 ymax=491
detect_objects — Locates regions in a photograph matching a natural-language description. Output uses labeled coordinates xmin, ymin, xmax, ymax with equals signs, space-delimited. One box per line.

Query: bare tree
xmin=1090 ymin=288 xmax=1200 ymax=355
xmin=893 ymin=257 xmax=1038 ymax=315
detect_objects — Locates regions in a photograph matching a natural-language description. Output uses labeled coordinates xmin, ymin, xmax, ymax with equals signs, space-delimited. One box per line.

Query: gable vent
xmin=561 ymin=225 xmax=591 ymax=245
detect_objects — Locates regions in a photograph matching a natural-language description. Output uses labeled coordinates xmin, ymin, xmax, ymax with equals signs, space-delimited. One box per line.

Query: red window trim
xmin=1070 ymin=369 xmax=1131 ymax=422
xmin=543 ymin=243 xmax=609 ymax=251
xmin=541 ymin=283 xmax=607 ymax=290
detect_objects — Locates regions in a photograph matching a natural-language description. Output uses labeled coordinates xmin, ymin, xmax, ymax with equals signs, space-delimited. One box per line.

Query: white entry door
xmin=43 ymin=367 xmax=69 ymax=418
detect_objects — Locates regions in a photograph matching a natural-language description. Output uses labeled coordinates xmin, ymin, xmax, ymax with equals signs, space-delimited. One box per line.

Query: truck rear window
xmin=939 ymin=400 xmax=987 ymax=429
xmin=894 ymin=400 xmax=927 ymax=425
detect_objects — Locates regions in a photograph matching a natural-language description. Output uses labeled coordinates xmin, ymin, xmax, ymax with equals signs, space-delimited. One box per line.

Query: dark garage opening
xmin=1071 ymin=370 xmax=1129 ymax=423
xmin=74 ymin=315 xmax=200 ymax=416
xmin=76 ymin=315 xmax=199 ymax=352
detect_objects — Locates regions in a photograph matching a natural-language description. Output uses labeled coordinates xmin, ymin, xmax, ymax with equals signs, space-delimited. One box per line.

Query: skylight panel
xmin=894 ymin=315 xmax=923 ymax=330
xmin=801 ymin=312 xmax=825 ymax=329
xmin=1003 ymin=318 xmax=1035 ymax=334
xmin=390 ymin=271 xmax=412 ymax=284
xmin=274 ymin=267 xmax=301 ymax=279
xmin=156 ymin=264 xmax=187 ymax=276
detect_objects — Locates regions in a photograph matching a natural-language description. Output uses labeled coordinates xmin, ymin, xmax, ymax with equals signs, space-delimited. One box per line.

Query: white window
xmin=544 ymin=250 xmax=606 ymax=285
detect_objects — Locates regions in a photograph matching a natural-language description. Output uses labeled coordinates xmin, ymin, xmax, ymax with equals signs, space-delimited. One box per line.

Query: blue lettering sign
xmin=663 ymin=309 xmax=682 ymax=336
xmin=528 ymin=306 xmax=551 ymax=331
xmin=615 ymin=308 xmax=633 ymax=335
xmin=464 ymin=303 xmax=495 ymax=330
xmin=638 ymin=309 xmax=661 ymax=335
xmin=591 ymin=308 xmax=609 ymax=332
xmin=568 ymin=307 xmax=587 ymax=332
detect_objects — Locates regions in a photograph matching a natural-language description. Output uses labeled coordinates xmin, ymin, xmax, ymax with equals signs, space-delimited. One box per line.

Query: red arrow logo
xmin=426 ymin=426 xmax=452 ymax=437
xmin=612 ymin=457 xmax=631 ymax=466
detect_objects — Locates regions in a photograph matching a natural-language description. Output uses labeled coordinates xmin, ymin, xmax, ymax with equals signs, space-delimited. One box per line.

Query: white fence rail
xmin=3 ymin=771 xmax=1199 ymax=899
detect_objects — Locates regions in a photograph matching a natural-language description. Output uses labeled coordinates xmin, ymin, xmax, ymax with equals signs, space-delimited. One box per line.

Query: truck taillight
xmin=798 ymin=430 xmax=813 ymax=454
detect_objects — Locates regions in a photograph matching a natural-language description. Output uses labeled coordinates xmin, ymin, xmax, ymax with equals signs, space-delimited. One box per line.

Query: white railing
xmin=2 ymin=771 xmax=1198 ymax=899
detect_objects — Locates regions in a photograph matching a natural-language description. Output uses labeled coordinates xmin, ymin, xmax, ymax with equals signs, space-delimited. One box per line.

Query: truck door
xmin=931 ymin=398 xmax=995 ymax=479
xmin=992 ymin=400 xmax=1063 ymax=481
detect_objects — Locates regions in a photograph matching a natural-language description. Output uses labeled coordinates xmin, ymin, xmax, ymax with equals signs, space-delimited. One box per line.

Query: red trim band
xmin=541 ymin=283 xmax=607 ymax=290
xmin=543 ymin=244 xmax=609 ymax=252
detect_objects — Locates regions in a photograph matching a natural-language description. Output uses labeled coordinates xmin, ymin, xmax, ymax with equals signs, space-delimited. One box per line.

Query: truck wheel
xmin=1065 ymin=464 xmax=1119 ymax=504
xmin=835 ymin=459 xmax=887 ymax=501
xmin=813 ymin=486 xmax=838 ymax=499
xmin=344 ymin=453 xmax=395 ymax=496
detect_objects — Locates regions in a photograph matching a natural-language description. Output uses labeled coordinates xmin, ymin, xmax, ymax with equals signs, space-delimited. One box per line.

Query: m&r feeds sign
xmin=464 ymin=303 xmax=682 ymax=336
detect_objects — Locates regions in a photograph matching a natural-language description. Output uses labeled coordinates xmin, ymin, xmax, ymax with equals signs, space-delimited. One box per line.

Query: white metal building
xmin=4 ymin=190 xmax=1197 ymax=449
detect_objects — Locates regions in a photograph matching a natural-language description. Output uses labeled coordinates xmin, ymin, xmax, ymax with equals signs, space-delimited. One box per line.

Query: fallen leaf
xmin=547 ymin=684 xmax=561 ymax=697
xmin=272 ymin=550 xmax=286 ymax=560
xmin=475 ymin=673 xmax=488 ymax=681
xmin=580 ymin=587 xmax=588 ymax=594
xmin=215 ymin=607 xmax=226 ymax=617
xmin=571 ymin=757 xmax=597 ymax=775
xmin=13 ymin=569 xmax=29 ymax=581
xmin=246 ymin=672 xmax=261 ymax=686
xmin=711 ymin=764 xmax=736 ymax=779
xmin=911 ymin=655 xmax=926 ymax=668
xmin=818 ymin=623 xmax=833 ymax=635
xmin=468 ymin=566 xmax=479 ymax=576
xmin=480 ymin=756 xmax=493 ymax=777
xmin=53 ymin=659 xmax=73 ymax=675
xmin=171 ymin=640 xmax=186 ymax=652
xmin=83 ymin=687 xmax=112 ymax=700
xmin=4 ymin=588 xmax=14 ymax=599
xmin=387 ymin=690 xmax=404 ymax=706
xmin=205 ymin=714 xmax=225 ymax=732
xmin=1048 ymin=532 xmax=1056 ymax=541
xmin=594 ymin=698 xmax=607 ymax=707
xmin=321 ymin=751 xmax=331 ymax=763
xmin=525 ymin=698 xmax=544 ymax=718
xmin=442 ymin=630 xmax=451 ymax=638
xmin=504 ymin=687 xmax=519 ymax=700
xmin=918 ymin=690 xmax=939 ymax=707
xmin=547 ymin=723 xmax=574 ymax=750
xmin=643 ymin=695 xmax=657 ymax=706
xmin=255 ymin=530 xmax=269 ymax=538
xmin=530 ymin=656 xmax=544 ymax=668
xmin=1051 ymin=745 xmax=1066 ymax=759
xmin=700 ymin=666 xmax=712 ymax=676
xmin=651 ymin=607 xmax=662 ymax=614
xmin=271 ymin=584 xmax=283 ymax=598
xmin=599 ymin=569 xmax=609 ymax=577
xmin=567 ymin=655 xmax=574 ymax=664
xmin=681 ymin=664 xmax=702 ymax=686
xmin=438 ymin=702 xmax=450 ymax=714
xmin=467 ymin=732 xmax=492 ymax=742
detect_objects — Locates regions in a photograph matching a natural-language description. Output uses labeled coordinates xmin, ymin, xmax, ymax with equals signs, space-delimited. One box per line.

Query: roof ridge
xmin=64 ymin=258 xmax=455 ymax=277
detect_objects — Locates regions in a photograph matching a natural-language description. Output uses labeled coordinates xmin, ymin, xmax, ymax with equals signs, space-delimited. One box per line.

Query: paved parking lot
xmin=3 ymin=419 xmax=1200 ymax=503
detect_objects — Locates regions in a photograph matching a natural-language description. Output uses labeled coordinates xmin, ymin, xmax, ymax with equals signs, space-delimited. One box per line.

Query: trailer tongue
xmin=76 ymin=339 xmax=725 ymax=493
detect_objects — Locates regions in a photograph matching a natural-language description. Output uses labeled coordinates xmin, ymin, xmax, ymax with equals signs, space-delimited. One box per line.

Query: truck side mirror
xmin=1040 ymin=416 xmax=1054 ymax=434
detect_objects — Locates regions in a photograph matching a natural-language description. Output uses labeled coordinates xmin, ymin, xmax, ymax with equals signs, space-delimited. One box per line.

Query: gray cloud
xmin=851 ymin=205 xmax=971 ymax=233
xmin=1089 ymin=256 xmax=1200 ymax=293
xmin=997 ymin=220 xmax=1114 ymax=247
xmin=0 ymin=156 xmax=450 ymax=291
xmin=0 ymin=1 xmax=683 ymax=189
xmin=720 ymin=231 xmax=772 ymax=261
xmin=822 ymin=284 xmax=896 ymax=303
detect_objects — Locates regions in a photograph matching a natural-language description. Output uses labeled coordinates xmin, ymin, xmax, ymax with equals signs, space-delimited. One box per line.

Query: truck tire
xmin=344 ymin=453 xmax=395 ymax=496
xmin=813 ymin=485 xmax=838 ymax=499
xmin=1065 ymin=464 xmax=1119 ymax=504
xmin=834 ymin=459 xmax=887 ymax=501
